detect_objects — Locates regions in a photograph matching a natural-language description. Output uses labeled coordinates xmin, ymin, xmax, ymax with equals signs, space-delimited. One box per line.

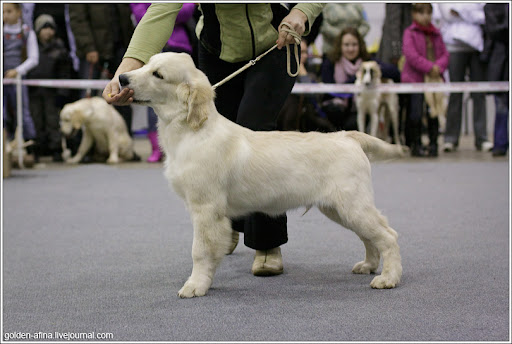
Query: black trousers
xmin=28 ymin=88 xmax=62 ymax=152
xmin=197 ymin=43 xmax=298 ymax=250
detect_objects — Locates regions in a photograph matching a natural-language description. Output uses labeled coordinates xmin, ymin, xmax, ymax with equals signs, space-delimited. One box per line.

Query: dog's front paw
xmin=352 ymin=261 xmax=377 ymax=274
xmin=62 ymin=149 xmax=72 ymax=160
xmin=107 ymin=156 xmax=119 ymax=164
xmin=370 ymin=274 xmax=398 ymax=289
xmin=400 ymin=145 xmax=410 ymax=155
xmin=178 ymin=279 xmax=209 ymax=298
xmin=65 ymin=157 xmax=80 ymax=164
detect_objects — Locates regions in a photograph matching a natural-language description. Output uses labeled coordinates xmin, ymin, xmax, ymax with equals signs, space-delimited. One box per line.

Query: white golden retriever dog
xmin=355 ymin=61 xmax=400 ymax=144
xmin=120 ymin=52 xmax=406 ymax=298
xmin=60 ymin=97 xmax=137 ymax=164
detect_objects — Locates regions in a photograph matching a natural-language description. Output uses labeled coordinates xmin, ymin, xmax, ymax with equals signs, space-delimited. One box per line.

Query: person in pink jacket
xmin=130 ymin=3 xmax=196 ymax=162
xmin=401 ymin=3 xmax=449 ymax=157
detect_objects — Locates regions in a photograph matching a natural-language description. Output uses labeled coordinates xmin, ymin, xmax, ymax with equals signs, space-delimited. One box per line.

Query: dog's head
xmin=60 ymin=100 xmax=91 ymax=136
xmin=119 ymin=52 xmax=215 ymax=130
xmin=356 ymin=61 xmax=382 ymax=88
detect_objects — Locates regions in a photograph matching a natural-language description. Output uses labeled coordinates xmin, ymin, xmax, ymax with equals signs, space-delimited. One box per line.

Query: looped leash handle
xmin=278 ymin=22 xmax=301 ymax=78
xmin=212 ymin=22 xmax=302 ymax=90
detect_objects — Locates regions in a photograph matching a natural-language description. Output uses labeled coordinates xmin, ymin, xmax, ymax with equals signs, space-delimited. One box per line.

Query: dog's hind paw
xmin=352 ymin=261 xmax=377 ymax=274
xmin=370 ymin=274 xmax=398 ymax=289
xmin=177 ymin=280 xmax=209 ymax=298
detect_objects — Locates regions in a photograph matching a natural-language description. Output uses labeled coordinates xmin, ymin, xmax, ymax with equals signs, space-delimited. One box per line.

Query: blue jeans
xmin=147 ymin=107 xmax=158 ymax=133
xmin=3 ymin=83 xmax=36 ymax=140
xmin=444 ymin=51 xmax=488 ymax=147
xmin=493 ymin=93 xmax=509 ymax=152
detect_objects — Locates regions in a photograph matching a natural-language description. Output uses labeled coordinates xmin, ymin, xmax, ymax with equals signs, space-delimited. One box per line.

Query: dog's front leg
xmin=369 ymin=110 xmax=380 ymax=138
xmin=178 ymin=206 xmax=232 ymax=298
xmin=66 ymin=129 xmax=93 ymax=164
xmin=357 ymin=109 xmax=366 ymax=134
xmin=106 ymin=135 xmax=120 ymax=164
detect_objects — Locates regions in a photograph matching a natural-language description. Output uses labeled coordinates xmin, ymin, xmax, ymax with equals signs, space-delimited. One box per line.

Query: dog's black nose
xmin=119 ymin=74 xmax=129 ymax=87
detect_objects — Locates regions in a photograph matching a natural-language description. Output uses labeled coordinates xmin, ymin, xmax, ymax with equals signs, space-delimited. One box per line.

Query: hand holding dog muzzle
xmin=103 ymin=57 xmax=144 ymax=106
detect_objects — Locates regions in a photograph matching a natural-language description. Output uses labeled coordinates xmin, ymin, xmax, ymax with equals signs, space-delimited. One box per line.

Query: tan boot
xmin=226 ymin=230 xmax=239 ymax=255
xmin=251 ymin=247 xmax=283 ymax=276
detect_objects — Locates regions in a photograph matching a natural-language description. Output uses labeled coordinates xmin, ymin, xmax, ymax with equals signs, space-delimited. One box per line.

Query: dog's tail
xmin=345 ymin=131 xmax=409 ymax=162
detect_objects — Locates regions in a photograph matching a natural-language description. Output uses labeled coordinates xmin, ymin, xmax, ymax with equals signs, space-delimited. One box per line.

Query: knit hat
xmin=34 ymin=14 xmax=56 ymax=33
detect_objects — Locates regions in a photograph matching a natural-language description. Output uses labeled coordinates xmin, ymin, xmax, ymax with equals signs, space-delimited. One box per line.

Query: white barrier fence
xmin=3 ymin=77 xmax=509 ymax=168
xmin=3 ymin=78 xmax=510 ymax=93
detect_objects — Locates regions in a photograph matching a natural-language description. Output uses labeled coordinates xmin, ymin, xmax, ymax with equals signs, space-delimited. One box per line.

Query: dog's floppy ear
xmin=70 ymin=108 xmax=92 ymax=129
xmin=355 ymin=68 xmax=363 ymax=83
xmin=70 ymin=110 xmax=84 ymax=129
xmin=177 ymin=79 xmax=214 ymax=130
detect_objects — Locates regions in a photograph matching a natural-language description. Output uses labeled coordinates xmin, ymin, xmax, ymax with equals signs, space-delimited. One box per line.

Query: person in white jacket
xmin=433 ymin=3 xmax=492 ymax=152
xmin=3 ymin=2 xmax=38 ymax=145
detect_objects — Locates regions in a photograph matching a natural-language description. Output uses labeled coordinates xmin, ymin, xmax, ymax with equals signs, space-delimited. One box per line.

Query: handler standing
xmin=103 ymin=3 xmax=324 ymax=276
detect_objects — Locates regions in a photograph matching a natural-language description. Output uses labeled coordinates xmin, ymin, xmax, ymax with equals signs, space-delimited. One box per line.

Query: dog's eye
xmin=153 ymin=71 xmax=164 ymax=79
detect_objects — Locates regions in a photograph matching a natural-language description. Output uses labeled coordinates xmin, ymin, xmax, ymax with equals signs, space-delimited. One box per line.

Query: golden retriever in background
xmin=119 ymin=52 xmax=406 ymax=298
xmin=355 ymin=61 xmax=400 ymax=144
xmin=60 ymin=97 xmax=138 ymax=164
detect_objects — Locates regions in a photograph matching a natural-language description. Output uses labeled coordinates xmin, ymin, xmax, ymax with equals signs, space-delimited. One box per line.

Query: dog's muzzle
xmin=62 ymin=128 xmax=79 ymax=138
xmin=119 ymin=74 xmax=130 ymax=87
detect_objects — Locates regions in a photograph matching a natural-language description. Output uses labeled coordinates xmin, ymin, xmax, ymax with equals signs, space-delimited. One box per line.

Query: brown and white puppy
xmin=355 ymin=61 xmax=400 ymax=144
xmin=60 ymin=97 xmax=137 ymax=164
xmin=119 ymin=52 xmax=406 ymax=298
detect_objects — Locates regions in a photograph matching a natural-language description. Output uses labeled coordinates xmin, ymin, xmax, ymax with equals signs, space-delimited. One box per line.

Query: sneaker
xmin=443 ymin=142 xmax=456 ymax=152
xmin=251 ymin=247 xmax=283 ymax=276
xmin=478 ymin=141 xmax=493 ymax=152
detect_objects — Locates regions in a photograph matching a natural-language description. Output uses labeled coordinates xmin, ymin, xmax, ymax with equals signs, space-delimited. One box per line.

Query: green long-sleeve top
xmin=125 ymin=3 xmax=325 ymax=64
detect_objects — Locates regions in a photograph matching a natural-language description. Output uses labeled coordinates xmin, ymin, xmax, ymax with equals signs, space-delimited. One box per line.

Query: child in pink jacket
xmin=401 ymin=3 xmax=449 ymax=157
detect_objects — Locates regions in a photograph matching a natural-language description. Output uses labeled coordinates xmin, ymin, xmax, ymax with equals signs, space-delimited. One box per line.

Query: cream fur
xmin=60 ymin=97 xmax=136 ymax=164
xmin=121 ymin=52 xmax=405 ymax=298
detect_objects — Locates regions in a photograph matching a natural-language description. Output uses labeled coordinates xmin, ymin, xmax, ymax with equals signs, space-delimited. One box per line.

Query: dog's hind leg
xmin=345 ymin=204 xmax=401 ymax=289
xmin=178 ymin=206 xmax=232 ymax=298
xmin=321 ymin=199 xmax=402 ymax=289
xmin=319 ymin=206 xmax=380 ymax=274
xmin=389 ymin=105 xmax=401 ymax=145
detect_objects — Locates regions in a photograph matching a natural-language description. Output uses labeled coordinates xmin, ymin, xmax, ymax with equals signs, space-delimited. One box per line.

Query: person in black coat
xmin=483 ymin=3 xmax=509 ymax=156
xmin=27 ymin=14 xmax=73 ymax=162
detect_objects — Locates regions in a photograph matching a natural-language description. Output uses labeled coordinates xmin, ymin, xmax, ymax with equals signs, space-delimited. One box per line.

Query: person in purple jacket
xmin=401 ymin=3 xmax=449 ymax=157
xmin=130 ymin=3 xmax=196 ymax=162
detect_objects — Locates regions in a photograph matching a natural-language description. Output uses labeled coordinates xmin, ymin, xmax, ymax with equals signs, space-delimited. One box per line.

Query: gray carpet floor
xmin=2 ymin=157 xmax=509 ymax=342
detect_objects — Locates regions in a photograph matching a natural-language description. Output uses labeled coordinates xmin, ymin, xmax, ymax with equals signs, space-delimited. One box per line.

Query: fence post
xmin=16 ymin=74 xmax=24 ymax=168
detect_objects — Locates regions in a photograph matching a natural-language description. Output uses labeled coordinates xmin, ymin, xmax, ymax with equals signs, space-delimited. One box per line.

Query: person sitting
xmin=320 ymin=27 xmax=400 ymax=131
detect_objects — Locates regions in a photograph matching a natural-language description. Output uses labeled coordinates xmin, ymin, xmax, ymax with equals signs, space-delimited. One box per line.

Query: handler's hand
xmin=4 ymin=69 xmax=18 ymax=78
xmin=276 ymin=8 xmax=308 ymax=49
xmin=102 ymin=57 xmax=144 ymax=106
xmin=428 ymin=65 xmax=441 ymax=78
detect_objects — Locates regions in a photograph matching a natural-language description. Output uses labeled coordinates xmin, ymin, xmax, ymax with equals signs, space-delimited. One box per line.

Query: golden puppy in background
xmin=60 ymin=97 xmax=138 ymax=164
